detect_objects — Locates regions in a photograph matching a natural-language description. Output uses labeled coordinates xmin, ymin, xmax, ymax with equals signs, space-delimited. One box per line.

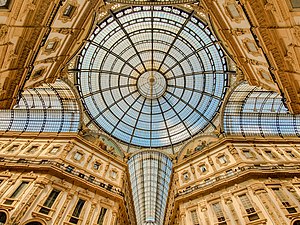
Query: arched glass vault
xmin=0 ymin=80 xmax=80 ymax=133
xmin=76 ymin=5 xmax=229 ymax=148
xmin=223 ymin=82 xmax=300 ymax=137
xmin=128 ymin=151 xmax=172 ymax=225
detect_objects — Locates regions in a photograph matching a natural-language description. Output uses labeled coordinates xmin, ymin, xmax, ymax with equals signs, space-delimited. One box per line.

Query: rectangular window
xmin=199 ymin=165 xmax=207 ymax=173
xmin=110 ymin=170 xmax=117 ymax=179
xmin=27 ymin=145 xmax=38 ymax=153
xmin=265 ymin=151 xmax=275 ymax=158
xmin=212 ymin=202 xmax=226 ymax=224
xmin=49 ymin=147 xmax=60 ymax=154
xmin=63 ymin=4 xmax=76 ymax=17
xmin=94 ymin=162 xmax=100 ymax=170
xmin=226 ymin=169 xmax=233 ymax=175
xmin=74 ymin=152 xmax=83 ymax=161
xmin=31 ymin=69 xmax=44 ymax=80
xmin=0 ymin=0 xmax=10 ymax=9
xmin=245 ymin=41 xmax=258 ymax=53
xmin=18 ymin=158 xmax=27 ymax=163
xmin=239 ymin=194 xmax=259 ymax=221
xmin=183 ymin=172 xmax=189 ymax=181
xmin=88 ymin=175 xmax=95 ymax=182
xmin=45 ymin=41 xmax=58 ymax=50
xmin=205 ymin=178 xmax=211 ymax=183
xmin=226 ymin=3 xmax=241 ymax=18
xmin=39 ymin=189 xmax=60 ymax=215
xmin=291 ymin=0 xmax=300 ymax=8
xmin=190 ymin=209 xmax=199 ymax=225
xmin=243 ymin=150 xmax=252 ymax=158
xmin=289 ymin=188 xmax=300 ymax=205
xmin=265 ymin=151 xmax=276 ymax=159
xmin=97 ymin=207 xmax=107 ymax=225
xmin=218 ymin=155 xmax=227 ymax=164
xmin=286 ymin=151 xmax=296 ymax=158
xmin=7 ymin=144 xmax=19 ymax=152
xmin=66 ymin=165 xmax=74 ymax=173
xmin=4 ymin=181 xmax=29 ymax=205
xmin=69 ymin=199 xmax=85 ymax=224
xmin=272 ymin=188 xmax=297 ymax=213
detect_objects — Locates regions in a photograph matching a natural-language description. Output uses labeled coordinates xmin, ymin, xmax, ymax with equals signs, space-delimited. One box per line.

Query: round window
xmin=0 ymin=212 xmax=7 ymax=225
xmin=293 ymin=220 xmax=300 ymax=225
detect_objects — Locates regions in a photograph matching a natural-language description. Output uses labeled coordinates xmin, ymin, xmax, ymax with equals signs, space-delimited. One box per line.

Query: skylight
xmin=76 ymin=6 xmax=228 ymax=148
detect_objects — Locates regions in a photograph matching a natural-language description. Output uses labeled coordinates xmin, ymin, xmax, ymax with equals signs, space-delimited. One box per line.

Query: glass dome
xmin=76 ymin=6 xmax=228 ymax=148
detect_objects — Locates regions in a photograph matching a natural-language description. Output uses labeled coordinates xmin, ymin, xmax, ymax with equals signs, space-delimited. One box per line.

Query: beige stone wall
xmin=176 ymin=178 xmax=300 ymax=225
xmin=0 ymin=132 xmax=135 ymax=225
xmin=166 ymin=138 xmax=300 ymax=225
xmin=0 ymin=0 xmax=104 ymax=109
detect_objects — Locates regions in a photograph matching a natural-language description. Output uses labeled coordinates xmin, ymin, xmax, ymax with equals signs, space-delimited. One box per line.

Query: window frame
xmin=39 ymin=189 xmax=61 ymax=215
xmin=97 ymin=207 xmax=108 ymax=225
xmin=0 ymin=0 xmax=11 ymax=10
xmin=3 ymin=181 xmax=30 ymax=206
xmin=190 ymin=209 xmax=200 ymax=225
xmin=69 ymin=198 xmax=86 ymax=224
xmin=237 ymin=193 xmax=260 ymax=222
xmin=271 ymin=187 xmax=298 ymax=214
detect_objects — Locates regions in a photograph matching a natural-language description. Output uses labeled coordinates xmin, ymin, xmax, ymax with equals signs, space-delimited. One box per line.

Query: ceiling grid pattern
xmin=76 ymin=6 xmax=228 ymax=148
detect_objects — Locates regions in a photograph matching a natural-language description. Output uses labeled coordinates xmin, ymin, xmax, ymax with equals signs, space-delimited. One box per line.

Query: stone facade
xmin=166 ymin=137 xmax=300 ymax=225
xmin=0 ymin=133 xmax=135 ymax=225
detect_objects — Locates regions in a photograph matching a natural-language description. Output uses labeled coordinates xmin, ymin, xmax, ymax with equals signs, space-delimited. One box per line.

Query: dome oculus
xmin=76 ymin=6 xmax=228 ymax=148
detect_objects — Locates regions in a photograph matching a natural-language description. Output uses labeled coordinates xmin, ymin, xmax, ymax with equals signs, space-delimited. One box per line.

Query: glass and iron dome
xmin=76 ymin=6 xmax=228 ymax=148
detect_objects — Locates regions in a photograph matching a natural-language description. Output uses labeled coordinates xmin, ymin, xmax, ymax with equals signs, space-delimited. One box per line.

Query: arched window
xmin=25 ymin=222 xmax=43 ymax=225
xmin=0 ymin=212 xmax=7 ymax=225
xmin=293 ymin=220 xmax=300 ymax=225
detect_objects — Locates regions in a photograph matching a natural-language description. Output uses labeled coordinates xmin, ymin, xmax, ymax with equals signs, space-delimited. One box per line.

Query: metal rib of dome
xmin=76 ymin=6 xmax=228 ymax=148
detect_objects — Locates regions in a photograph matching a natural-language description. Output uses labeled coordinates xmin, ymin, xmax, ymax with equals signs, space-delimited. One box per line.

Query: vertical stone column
xmin=179 ymin=212 xmax=186 ymax=225
xmin=223 ymin=194 xmax=241 ymax=225
xmin=84 ymin=154 xmax=93 ymax=170
xmin=60 ymin=141 xmax=75 ymax=162
xmin=111 ymin=210 xmax=117 ymax=225
xmin=86 ymin=203 xmax=96 ymax=225
xmin=0 ymin=172 xmax=14 ymax=199
xmin=207 ymin=156 xmax=217 ymax=173
xmin=286 ymin=186 xmax=300 ymax=205
xmin=54 ymin=192 xmax=74 ymax=225
xmin=228 ymin=144 xmax=240 ymax=162
xmin=252 ymin=185 xmax=286 ymax=224
xmin=199 ymin=202 xmax=210 ymax=225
